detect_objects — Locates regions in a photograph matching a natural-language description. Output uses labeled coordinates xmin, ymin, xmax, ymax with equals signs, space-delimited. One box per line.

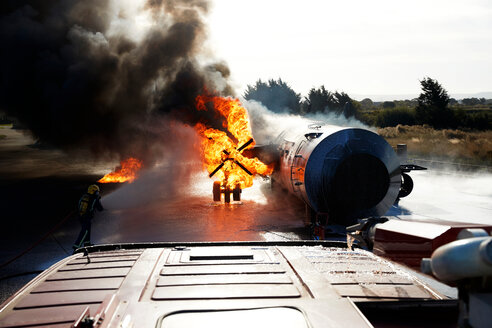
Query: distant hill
xmin=352 ymin=92 xmax=492 ymax=102
xmin=451 ymin=92 xmax=492 ymax=100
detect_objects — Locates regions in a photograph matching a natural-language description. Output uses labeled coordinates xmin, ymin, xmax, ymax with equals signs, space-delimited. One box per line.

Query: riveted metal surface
xmin=47 ymin=267 xmax=131 ymax=280
xmin=298 ymin=247 xmax=440 ymax=301
xmin=31 ymin=277 xmax=124 ymax=293
xmin=78 ymin=250 xmax=143 ymax=258
xmin=152 ymin=284 xmax=301 ymax=300
xmin=166 ymin=247 xmax=279 ymax=266
xmin=0 ymin=245 xmax=454 ymax=328
xmin=14 ymin=290 xmax=111 ymax=309
xmin=68 ymin=255 xmax=140 ymax=264
xmin=58 ymin=260 xmax=135 ymax=271
xmin=157 ymin=273 xmax=292 ymax=286
xmin=332 ymin=284 xmax=433 ymax=299
xmin=161 ymin=264 xmax=285 ymax=276
xmin=0 ymin=304 xmax=100 ymax=328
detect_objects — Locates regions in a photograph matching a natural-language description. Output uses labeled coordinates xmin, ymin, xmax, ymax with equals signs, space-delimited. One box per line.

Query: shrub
xmin=374 ymin=107 xmax=417 ymax=127
xmin=462 ymin=112 xmax=491 ymax=130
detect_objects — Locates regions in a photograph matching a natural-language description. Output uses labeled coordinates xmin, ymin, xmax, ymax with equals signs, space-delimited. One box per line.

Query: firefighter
xmin=73 ymin=184 xmax=104 ymax=250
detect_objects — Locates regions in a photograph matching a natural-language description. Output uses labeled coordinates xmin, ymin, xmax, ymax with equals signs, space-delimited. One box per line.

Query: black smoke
xmin=0 ymin=0 xmax=232 ymax=163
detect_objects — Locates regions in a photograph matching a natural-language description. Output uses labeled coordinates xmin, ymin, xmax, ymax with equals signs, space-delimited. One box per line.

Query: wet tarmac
xmin=389 ymin=169 xmax=492 ymax=225
xmin=95 ymin=171 xmax=310 ymax=244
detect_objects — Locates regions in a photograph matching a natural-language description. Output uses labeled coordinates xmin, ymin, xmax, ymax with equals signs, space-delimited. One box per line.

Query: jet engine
xmin=272 ymin=124 xmax=401 ymax=226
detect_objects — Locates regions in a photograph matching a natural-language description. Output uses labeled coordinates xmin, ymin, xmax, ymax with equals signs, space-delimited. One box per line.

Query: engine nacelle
xmin=274 ymin=124 xmax=401 ymax=226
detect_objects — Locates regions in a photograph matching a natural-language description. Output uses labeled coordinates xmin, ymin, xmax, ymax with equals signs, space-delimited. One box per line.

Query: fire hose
xmin=0 ymin=210 xmax=75 ymax=272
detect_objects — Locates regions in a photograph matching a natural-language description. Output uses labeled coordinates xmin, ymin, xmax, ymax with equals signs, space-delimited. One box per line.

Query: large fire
xmin=98 ymin=157 xmax=143 ymax=183
xmin=195 ymin=95 xmax=273 ymax=189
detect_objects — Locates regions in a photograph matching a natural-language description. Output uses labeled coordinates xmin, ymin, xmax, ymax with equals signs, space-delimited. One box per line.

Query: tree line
xmin=243 ymin=78 xmax=492 ymax=130
xmin=244 ymin=79 xmax=358 ymax=118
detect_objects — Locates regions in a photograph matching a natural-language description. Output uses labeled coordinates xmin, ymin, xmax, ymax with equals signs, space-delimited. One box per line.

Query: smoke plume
xmin=244 ymin=99 xmax=372 ymax=145
xmin=0 ymin=0 xmax=231 ymax=163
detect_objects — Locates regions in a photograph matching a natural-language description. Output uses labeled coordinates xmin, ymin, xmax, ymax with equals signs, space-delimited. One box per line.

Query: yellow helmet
xmin=88 ymin=184 xmax=100 ymax=194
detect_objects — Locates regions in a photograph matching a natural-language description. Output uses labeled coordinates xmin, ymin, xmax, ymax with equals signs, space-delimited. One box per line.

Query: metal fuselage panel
xmin=0 ymin=243 xmax=448 ymax=328
xmin=277 ymin=125 xmax=400 ymax=225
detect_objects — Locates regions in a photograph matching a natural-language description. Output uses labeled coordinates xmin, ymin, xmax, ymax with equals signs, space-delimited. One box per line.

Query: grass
xmin=378 ymin=125 xmax=492 ymax=167
xmin=359 ymin=107 xmax=492 ymax=130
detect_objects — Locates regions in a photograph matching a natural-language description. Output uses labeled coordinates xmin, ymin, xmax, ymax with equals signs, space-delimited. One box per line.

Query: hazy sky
xmin=206 ymin=0 xmax=492 ymax=99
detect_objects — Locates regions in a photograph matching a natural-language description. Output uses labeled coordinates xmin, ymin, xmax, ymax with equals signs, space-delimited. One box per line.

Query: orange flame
xmin=98 ymin=157 xmax=143 ymax=183
xmin=195 ymin=95 xmax=273 ymax=189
